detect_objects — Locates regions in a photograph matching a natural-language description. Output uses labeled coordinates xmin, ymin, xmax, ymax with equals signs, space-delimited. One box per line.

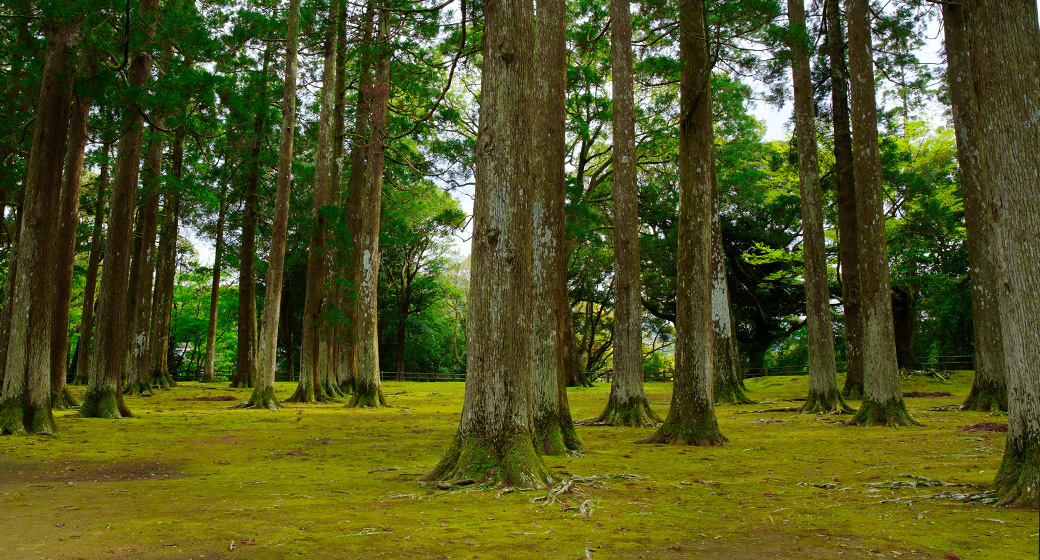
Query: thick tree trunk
xmin=202 ymin=187 xmax=227 ymax=383
xmin=638 ymin=0 xmax=725 ymax=446
xmin=231 ymin=49 xmax=271 ymax=390
xmin=288 ymin=15 xmax=337 ymax=404
xmin=123 ymin=130 xmax=164 ymax=397
xmin=240 ymin=0 xmax=302 ymax=410
xmin=340 ymin=5 xmax=376 ymax=395
xmin=890 ymin=285 xmax=919 ymax=370
xmin=788 ymin=0 xmax=851 ymax=414
xmin=942 ymin=4 xmax=1007 ymax=413
xmin=349 ymin=10 xmax=391 ymax=409
xmin=710 ymin=209 xmax=751 ymax=405
xmin=825 ymin=0 xmax=864 ymax=399
xmin=73 ymin=148 xmax=108 ymax=386
xmin=147 ymin=130 xmax=185 ymax=389
xmin=422 ymin=0 xmax=551 ymax=487
xmin=0 ymin=23 xmax=77 ymax=435
xmin=329 ymin=0 xmax=351 ymax=395
xmin=0 ymin=201 xmax=21 ymax=391
xmin=844 ymin=0 xmax=916 ymax=427
xmin=50 ymin=66 xmax=92 ymax=410
xmin=588 ymin=0 xmax=660 ymax=429
xmin=962 ymin=0 xmax=1040 ymax=510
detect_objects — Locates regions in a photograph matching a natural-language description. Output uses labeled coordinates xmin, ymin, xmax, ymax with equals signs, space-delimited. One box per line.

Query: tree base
xmin=200 ymin=373 xmax=217 ymax=383
xmin=283 ymin=382 xmax=330 ymax=403
xmin=841 ymin=381 xmax=864 ymax=400
xmin=801 ymin=389 xmax=856 ymax=414
xmin=560 ymin=411 xmax=586 ymax=452
xmin=79 ymin=387 xmax=133 ymax=419
xmin=123 ymin=382 xmax=153 ymax=397
xmin=421 ymin=430 xmax=553 ymax=489
xmin=0 ymin=398 xmax=57 ymax=435
xmin=234 ymin=386 xmax=281 ymax=410
xmin=322 ymin=379 xmax=346 ymax=400
xmin=347 ymin=382 xmax=386 ymax=408
xmin=229 ymin=377 xmax=253 ymax=389
xmin=339 ymin=377 xmax=356 ymax=395
xmin=714 ymin=381 xmax=756 ymax=405
xmin=845 ymin=397 xmax=921 ymax=427
xmin=154 ymin=371 xmax=177 ymax=389
xmin=961 ymin=385 xmax=1007 ymax=412
xmin=583 ymin=395 xmax=662 ymax=428
xmin=993 ymin=442 xmax=1039 ymax=509
xmin=637 ymin=412 xmax=727 ymax=446
xmin=51 ymin=387 xmax=80 ymax=410
xmin=69 ymin=376 xmax=89 ymax=386
xmin=532 ymin=412 xmax=568 ymax=456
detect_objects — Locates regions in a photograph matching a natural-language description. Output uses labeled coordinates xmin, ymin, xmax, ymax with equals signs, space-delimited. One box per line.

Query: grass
xmin=1 ymin=371 xmax=1037 ymax=559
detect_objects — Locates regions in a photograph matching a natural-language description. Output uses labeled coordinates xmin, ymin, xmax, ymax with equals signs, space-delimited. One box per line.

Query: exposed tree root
xmin=51 ymin=387 xmax=80 ymax=410
xmin=845 ymin=397 xmax=921 ymax=427
xmin=79 ymin=387 xmax=133 ymax=419
xmin=637 ymin=413 xmax=727 ymax=446
xmin=714 ymin=380 xmax=756 ymax=405
xmin=961 ymin=384 xmax=1007 ymax=412
xmin=234 ymin=387 xmax=281 ymax=410
xmin=993 ymin=443 xmax=1039 ymax=509
xmin=347 ymin=382 xmax=387 ymax=408
xmin=801 ymin=389 xmax=856 ymax=414
xmin=283 ymin=382 xmax=330 ymax=404
xmin=322 ymin=379 xmax=346 ymax=400
xmin=582 ymin=395 xmax=662 ymax=428
xmin=421 ymin=431 xmax=553 ymax=489
xmin=1 ymin=399 xmax=57 ymax=435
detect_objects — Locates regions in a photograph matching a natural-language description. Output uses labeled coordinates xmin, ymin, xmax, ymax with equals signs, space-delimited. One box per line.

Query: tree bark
xmin=123 ymin=129 xmax=164 ymax=397
xmin=638 ymin=0 xmax=725 ymax=446
xmin=202 ymin=187 xmax=227 ymax=383
xmin=50 ymin=63 xmax=93 ymax=410
xmin=710 ymin=207 xmax=751 ymax=405
xmin=787 ymin=0 xmax=851 ymax=414
xmin=890 ymin=284 xmax=919 ymax=370
xmin=288 ymin=12 xmax=337 ymax=404
xmin=0 ymin=199 xmax=22 ymax=391
xmin=240 ymin=0 xmax=302 ymax=410
xmin=73 ymin=147 xmax=108 ymax=386
xmin=825 ymin=0 xmax=864 ymax=399
xmin=340 ymin=5 xmax=376 ymax=395
xmin=329 ymin=0 xmax=352 ymax=395
xmin=962 ymin=0 xmax=1040 ymax=510
xmin=844 ymin=0 xmax=916 ymax=427
xmin=421 ymin=0 xmax=551 ymax=487
xmin=231 ymin=47 xmax=272 ymax=390
xmin=0 ymin=22 xmax=77 ymax=434
xmin=587 ymin=0 xmax=660 ymax=428
xmin=349 ymin=9 xmax=391 ymax=409
xmin=942 ymin=3 xmax=1007 ymax=413
xmin=147 ymin=129 xmax=185 ymax=389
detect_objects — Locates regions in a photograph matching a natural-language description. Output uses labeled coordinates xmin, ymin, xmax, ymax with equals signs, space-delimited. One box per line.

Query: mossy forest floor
xmin=2 ymin=371 xmax=1037 ymax=559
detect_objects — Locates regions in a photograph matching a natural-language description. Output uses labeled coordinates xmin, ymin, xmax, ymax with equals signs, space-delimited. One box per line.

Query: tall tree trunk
xmin=422 ymin=0 xmax=551 ymax=487
xmin=588 ymin=0 xmax=660 ymax=428
xmin=231 ymin=47 xmax=272 ymax=390
xmin=349 ymin=9 xmax=390 ymax=408
xmin=329 ymin=0 xmax=352 ymax=394
xmin=50 ymin=64 xmax=93 ymax=409
xmin=394 ymin=289 xmax=407 ymax=378
xmin=710 ymin=208 xmax=751 ymax=405
xmin=962 ymin=0 xmax=1040 ymax=510
xmin=340 ymin=5 xmax=376 ymax=395
xmin=147 ymin=129 xmax=185 ymax=389
xmin=825 ymin=0 xmax=864 ymax=399
xmin=123 ymin=129 xmax=164 ymax=397
xmin=844 ymin=0 xmax=916 ymax=427
xmin=0 ymin=199 xmax=22 ymax=391
xmin=73 ymin=147 xmax=108 ymax=386
xmin=890 ymin=284 xmax=919 ymax=370
xmin=639 ymin=0 xmax=725 ymax=446
xmin=240 ymin=0 xmax=302 ymax=410
xmin=287 ymin=12 xmax=337 ymax=404
xmin=942 ymin=3 xmax=1007 ymax=413
xmin=788 ymin=0 xmax=851 ymax=414
xmin=0 ymin=22 xmax=77 ymax=434
xmin=202 ymin=187 xmax=228 ymax=383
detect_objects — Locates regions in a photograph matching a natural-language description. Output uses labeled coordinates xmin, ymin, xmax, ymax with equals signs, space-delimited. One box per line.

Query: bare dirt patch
xmin=173 ymin=395 xmax=239 ymax=402
xmin=902 ymin=391 xmax=953 ymax=398
xmin=0 ymin=459 xmax=191 ymax=485
xmin=958 ymin=422 xmax=1007 ymax=433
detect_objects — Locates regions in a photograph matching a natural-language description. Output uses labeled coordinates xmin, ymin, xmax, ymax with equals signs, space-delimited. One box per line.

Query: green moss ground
xmin=0 ymin=371 xmax=1036 ymax=559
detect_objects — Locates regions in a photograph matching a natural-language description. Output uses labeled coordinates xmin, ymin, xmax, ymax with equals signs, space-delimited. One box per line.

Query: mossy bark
xmin=532 ymin=409 xmax=567 ymax=456
xmin=234 ymin=386 xmax=281 ymax=411
xmin=801 ymin=388 xmax=854 ymax=415
xmin=638 ymin=408 xmax=726 ymax=446
xmin=961 ymin=379 xmax=1006 ymax=412
xmin=845 ymin=397 xmax=920 ymax=427
xmin=588 ymin=394 xmax=661 ymax=428
xmin=0 ymin=399 xmax=55 ymax=435
xmin=51 ymin=387 xmax=79 ymax=410
xmin=423 ymin=431 xmax=553 ymax=489
xmin=993 ymin=442 xmax=1039 ymax=509
xmin=347 ymin=379 xmax=386 ymax=408
xmin=79 ymin=386 xmax=133 ymax=419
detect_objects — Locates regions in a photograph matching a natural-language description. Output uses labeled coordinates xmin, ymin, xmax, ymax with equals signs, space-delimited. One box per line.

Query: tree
xmin=844 ymin=0 xmax=916 ymax=427
xmin=941 ymin=2 xmax=1006 ymax=413
xmin=962 ymin=0 xmax=1040 ymax=510
xmin=202 ymin=187 xmax=228 ymax=383
xmin=588 ymin=0 xmax=660 ymax=427
xmin=639 ymin=0 xmax=725 ymax=446
xmin=787 ymin=0 xmax=851 ymax=414
xmin=422 ymin=0 xmax=552 ymax=487
xmin=72 ymin=148 xmax=108 ymax=386
xmin=0 ymin=20 xmax=77 ymax=434
xmin=824 ymin=0 xmax=865 ymax=399
xmin=238 ymin=0 xmax=303 ymax=410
